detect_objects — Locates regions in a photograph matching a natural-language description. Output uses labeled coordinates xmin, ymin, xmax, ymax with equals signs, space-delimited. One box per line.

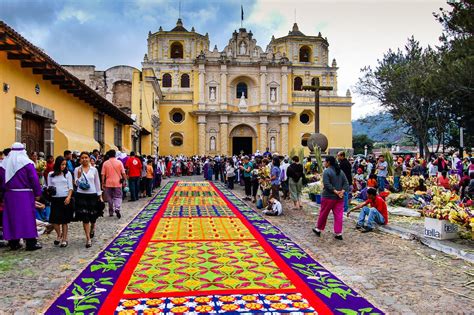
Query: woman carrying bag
xmin=74 ymin=152 xmax=104 ymax=248
xmin=47 ymin=156 xmax=73 ymax=247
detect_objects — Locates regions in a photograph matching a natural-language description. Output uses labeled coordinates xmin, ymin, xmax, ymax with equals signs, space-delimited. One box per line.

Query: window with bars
xmin=181 ymin=74 xmax=190 ymax=88
xmin=94 ymin=113 xmax=105 ymax=144
xmin=162 ymin=73 xmax=172 ymax=87
xmin=114 ymin=124 xmax=123 ymax=148
xmin=294 ymin=77 xmax=303 ymax=91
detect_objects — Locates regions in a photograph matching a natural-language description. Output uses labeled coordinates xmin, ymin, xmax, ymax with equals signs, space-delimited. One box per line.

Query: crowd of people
xmin=0 ymin=144 xmax=197 ymax=250
xmin=1 ymin=142 xmax=473 ymax=250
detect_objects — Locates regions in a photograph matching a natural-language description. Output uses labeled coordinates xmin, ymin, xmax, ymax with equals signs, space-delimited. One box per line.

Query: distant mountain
xmin=352 ymin=113 xmax=409 ymax=143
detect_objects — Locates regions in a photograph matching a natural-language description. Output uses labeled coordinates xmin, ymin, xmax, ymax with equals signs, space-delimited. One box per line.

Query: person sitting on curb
xmin=262 ymin=197 xmax=282 ymax=216
xmin=347 ymin=187 xmax=388 ymax=233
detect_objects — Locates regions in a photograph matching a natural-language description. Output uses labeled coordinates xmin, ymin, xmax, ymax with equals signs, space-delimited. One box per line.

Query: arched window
xmin=294 ymin=77 xmax=303 ymax=91
xmin=180 ymin=74 xmax=190 ymax=88
xmin=236 ymin=82 xmax=248 ymax=98
xmin=299 ymin=46 xmax=311 ymax=62
xmin=170 ymin=42 xmax=183 ymax=59
xmin=162 ymin=73 xmax=172 ymax=88
xmin=311 ymin=77 xmax=319 ymax=87
xmin=171 ymin=132 xmax=183 ymax=146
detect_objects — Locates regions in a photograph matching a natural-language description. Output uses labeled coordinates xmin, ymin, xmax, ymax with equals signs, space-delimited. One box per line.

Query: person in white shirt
xmin=74 ymin=152 xmax=103 ymax=248
xmin=428 ymin=160 xmax=438 ymax=178
xmin=47 ymin=156 xmax=74 ymax=247
xmin=263 ymin=197 xmax=283 ymax=216
xmin=280 ymin=157 xmax=290 ymax=200
xmin=225 ymin=159 xmax=236 ymax=189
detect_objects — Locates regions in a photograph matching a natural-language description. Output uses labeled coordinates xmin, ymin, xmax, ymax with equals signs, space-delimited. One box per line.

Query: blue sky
xmin=1 ymin=0 xmax=449 ymax=119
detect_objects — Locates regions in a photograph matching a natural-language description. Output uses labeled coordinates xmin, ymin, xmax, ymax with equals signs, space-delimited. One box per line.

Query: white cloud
xmin=188 ymin=8 xmax=218 ymax=22
xmin=58 ymin=6 xmax=94 ymax=24
xmin=248 ymin=0 xmax=449 ymax=120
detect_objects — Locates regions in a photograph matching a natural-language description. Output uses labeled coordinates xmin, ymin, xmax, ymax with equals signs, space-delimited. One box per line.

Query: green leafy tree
xmin=352 ymin=134 xmax=374 ymax=155
xmin=356 ymin=37 xmax=446 ymax=157
xmin=434 ymin=0 xmax=474 ymax=152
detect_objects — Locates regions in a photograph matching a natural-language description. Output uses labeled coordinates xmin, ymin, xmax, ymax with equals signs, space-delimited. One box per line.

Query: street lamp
xmin=364 ymin=145 xmax=368 ymax=157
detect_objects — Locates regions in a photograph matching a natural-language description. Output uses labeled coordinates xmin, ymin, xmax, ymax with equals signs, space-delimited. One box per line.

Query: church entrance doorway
xmin=229 ymin=124 xmax=257 ymax=156
xmin=232 ymin=137 xmax=252 ymax=156
xmin=21 ymin=114 xmax=44 ymax=153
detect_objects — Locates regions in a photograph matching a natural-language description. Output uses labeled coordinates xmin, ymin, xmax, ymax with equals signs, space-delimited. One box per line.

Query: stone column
xmin=281 ymin=116 xmax=289 ymax=155
xmin=14 ymin=109 xmax=25 ymax=142
xmin=198 ymin=64 xmax=206 ymax=110
xmin=219 ymin=115 xmax=229 ymax=156
xmin=220 ymin=64 xmax=227 ymax=110
xmin=198 ymin=115 xmax=207 ymax=156
xmin=281 ymin=66 xmax=288 ymax=110
xmin=260 ymin=66 xmax=267 ymax=110
xmin=259 ymin=116 xmax=268 ymax=152
xmin=44 ymin=119 xmax=56 ymax=156
xmin=173 ymin=68 xmax=179 ymax=90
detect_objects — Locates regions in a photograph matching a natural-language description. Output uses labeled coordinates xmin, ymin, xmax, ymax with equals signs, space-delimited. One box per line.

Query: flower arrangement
xmin=303 ymin=182 xmax=323 ymax=195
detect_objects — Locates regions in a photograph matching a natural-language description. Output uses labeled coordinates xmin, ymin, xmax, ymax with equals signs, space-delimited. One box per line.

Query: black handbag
xmin=47 ymin=186 xmax=57 ymax=196
xmin=96 ymin=199 xmax=105 ymax=212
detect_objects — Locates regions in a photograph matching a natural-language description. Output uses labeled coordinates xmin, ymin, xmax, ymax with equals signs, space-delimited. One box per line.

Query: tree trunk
xmin=418 ymin=136 xmax=424 ymax=158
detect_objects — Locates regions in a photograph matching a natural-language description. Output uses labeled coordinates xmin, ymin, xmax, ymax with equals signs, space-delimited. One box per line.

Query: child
xmin=353 ymin=168 xmax=366 ymax=191
xmin=367 ymin=174 xmax=377 ymax=188
xmin=146 ymin=160 xmax=154 ymax=197
xmin=347 ymin=188 xmax=388 ymax=232
xmin=35 ymin=199 xmax=50 ymax=235
xmin=263 ymin=197 xmax=283 ymax=216
xmin=260 ymin=176 xmax=272 ymax=208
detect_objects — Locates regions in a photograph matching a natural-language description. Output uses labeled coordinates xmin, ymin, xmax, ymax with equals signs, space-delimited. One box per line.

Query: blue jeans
xmin=128 ymin=177 xmax=140 ymax=201
xmin=343 ymin=191 xmax=349 ymax=212
xmin=394 ymin=176 xmax=400 ymax=191
xmin=358 ymin=206 xmax=385 ymax=229
xmin=377 ymin=176 xmax=386 ymax=192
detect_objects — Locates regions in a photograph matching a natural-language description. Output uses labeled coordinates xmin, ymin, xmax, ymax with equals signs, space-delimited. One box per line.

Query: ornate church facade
xmin=136 ymin=19 xmax=353 ymax=156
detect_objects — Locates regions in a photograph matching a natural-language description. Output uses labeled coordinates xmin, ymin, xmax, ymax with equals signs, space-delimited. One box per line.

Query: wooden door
xmin=21 ymin=114 xmax=44 ymax=153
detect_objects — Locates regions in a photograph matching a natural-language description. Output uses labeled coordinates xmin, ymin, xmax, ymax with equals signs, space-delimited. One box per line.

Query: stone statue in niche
xmin=209 ymin=87 xmax=216 ymax=102
xmin=210 ymin=136 xmax=216 ymax=151
xmin=227 ymin=48 xmax=233 ymax=57
xmin=270 ymin=137 xmax=276 ymax=152
xmin=238 ymin=92 xmax=247 ymax=109
xmin=270 ymin=88 xmax=276 ymax=103
xmin=239 ymin=42 xmax=246 ymax=55
xmin=253 ymin=47 xmax=258 ymax=57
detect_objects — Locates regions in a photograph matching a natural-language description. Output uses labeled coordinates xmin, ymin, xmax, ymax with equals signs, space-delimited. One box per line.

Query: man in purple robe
xmin=0 ymin=143 xmax=42 ymax=251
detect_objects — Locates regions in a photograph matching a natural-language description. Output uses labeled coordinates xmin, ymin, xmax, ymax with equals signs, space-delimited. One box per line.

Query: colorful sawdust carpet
xmin=46 ymin=181 xmax=382 ymax=314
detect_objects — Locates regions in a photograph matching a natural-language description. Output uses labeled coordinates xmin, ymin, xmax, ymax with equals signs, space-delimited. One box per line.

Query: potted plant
xmin=307 ymin=182 xmax=323 ymax=204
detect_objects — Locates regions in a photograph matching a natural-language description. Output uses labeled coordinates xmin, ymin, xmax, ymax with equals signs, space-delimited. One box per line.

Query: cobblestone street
xmin=1 ymin=177 xmax=473 ymax=314
xmin=0 ymin=179 xmax=171 ymax=314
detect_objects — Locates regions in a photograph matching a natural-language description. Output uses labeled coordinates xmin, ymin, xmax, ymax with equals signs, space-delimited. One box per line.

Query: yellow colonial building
xmin=0 ymin=21 xmax=133 ymax=156
xmin=137 ymin=19 xmax=353 ymax=156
